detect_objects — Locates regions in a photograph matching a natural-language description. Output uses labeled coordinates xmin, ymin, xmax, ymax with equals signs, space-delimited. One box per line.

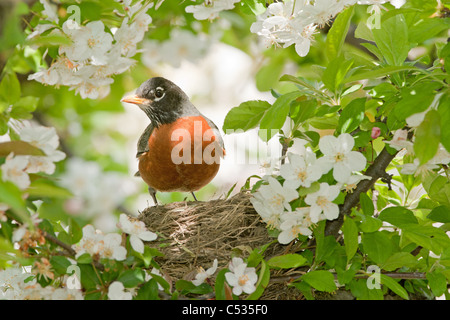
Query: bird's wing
xmin=136 ymin=123 xmax=154 ymax=158
xmin=204 ymin=116 xmax=226 ymax=157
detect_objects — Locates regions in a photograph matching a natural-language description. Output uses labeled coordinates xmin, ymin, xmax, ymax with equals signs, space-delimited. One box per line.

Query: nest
xmin=139 ymin=191 xmax=304 ymax=299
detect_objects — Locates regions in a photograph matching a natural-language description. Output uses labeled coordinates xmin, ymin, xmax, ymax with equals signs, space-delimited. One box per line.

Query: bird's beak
xmin=121 ymin=95 xmax=151 ymax=105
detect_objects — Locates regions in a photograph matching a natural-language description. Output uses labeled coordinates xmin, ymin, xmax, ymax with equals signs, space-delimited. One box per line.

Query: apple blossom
xmin=257 ymin=176 xmax=299 ymax=212
xmin=317 ymin=133 xmax=367 ymax=183
xmin=250 ymin=194 xmax=283 ymax=229
xmin=108 ymin=281 xmax=133 ymax=300
xmin=280 ymin=152 xmax=323 ymax=189
xmin=117 ymin=213 xmax=157 ymax=253
xmin=384 ymin=129 xmax=413 ymax=151
xmin=225 ymin=257 xmax=258 ymax=296
xmin=278 ymin=207 xmax=314 ymax=244
xmin=192 ymin=259 xmax=219 ymax=286
xmin=1 ymin=153 xmax=30 ymax=190
xmin=305 ymin=182 xmax=340 ymax=223
xmin=185 ymin=0 xmax=241 ymax=21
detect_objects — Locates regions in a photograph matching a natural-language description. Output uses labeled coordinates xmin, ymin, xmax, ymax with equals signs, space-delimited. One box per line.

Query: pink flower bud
xmin=371 ymin=127 xmax=381 ymax=140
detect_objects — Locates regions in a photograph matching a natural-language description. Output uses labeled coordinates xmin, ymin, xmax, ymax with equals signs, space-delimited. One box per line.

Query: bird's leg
xmin=148 ymin=187 xmax=159 ymax=206
xmin=191 ymin=192 xmax=198 ymax=201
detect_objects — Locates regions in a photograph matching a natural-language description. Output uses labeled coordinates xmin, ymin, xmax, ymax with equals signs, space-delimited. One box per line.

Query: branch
xmin=325 ymin=147 xmax=398 ymax=237
xmin=270 ymin=271 xmax=426 ymax=284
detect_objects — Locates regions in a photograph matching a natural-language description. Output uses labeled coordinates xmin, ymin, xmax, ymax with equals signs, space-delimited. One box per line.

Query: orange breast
xmin=138 ymin=116 xmax=223 ymax=192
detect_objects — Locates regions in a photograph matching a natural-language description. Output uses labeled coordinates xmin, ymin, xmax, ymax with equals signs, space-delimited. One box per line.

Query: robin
xmin=121 ymin=77 xmax=225 ymax=205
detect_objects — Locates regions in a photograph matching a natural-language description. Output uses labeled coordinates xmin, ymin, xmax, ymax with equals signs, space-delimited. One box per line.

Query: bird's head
xmin=121 ymin=77 xmax=189 ymax=126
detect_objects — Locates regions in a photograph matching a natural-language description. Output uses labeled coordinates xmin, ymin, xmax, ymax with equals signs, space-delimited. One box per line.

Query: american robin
xmin=121 ymin=77 xmax=225 ymax=205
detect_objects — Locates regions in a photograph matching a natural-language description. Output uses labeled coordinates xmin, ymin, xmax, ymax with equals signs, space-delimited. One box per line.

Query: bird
xmin=121 ymin=77 xmax=225 ymax=205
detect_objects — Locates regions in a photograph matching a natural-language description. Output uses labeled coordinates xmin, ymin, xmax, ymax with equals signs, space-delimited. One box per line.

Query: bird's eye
xmin=154 ymin=87 xmax=165 ymax=100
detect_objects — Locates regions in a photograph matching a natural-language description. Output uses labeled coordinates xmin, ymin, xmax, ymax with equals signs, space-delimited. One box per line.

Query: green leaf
xmin=136 ymin=279 xmax=159 ymax=300
xmin=222 ymin=100 xmax=271 ymax=132
xmin=409 ymin=18 xmax=450 ymax=44
xmin=78 ymin=264 xmax=100 ymax=290
xmin=117 ymin=269 xmax=145 ymax=288
xmin=301 ymin=270 xmax=337 ymax=293
xmin=57 ymin=218 xmax=82 ymax=245
xmin=0 ymin=180 xmax=30 ymax=226
xmin=359 ymin=192 xmax=374 ymax=216
xmin=380 ymin=252 xmax=417 ymax=272
xmin=423 ymin=173 xmax=450 ymax=207
xmin=214 ymin=269 xmax=229 ymax=300
xmin=372 ymin=14 xmax=409 ymax=66
xmin=10 ymin=96 xmax=39 ymax=119
xmin=337 ymin=97 xmax=366 ymax=133
xmin=0 ymin=72 xmax=21 ymax=104
xmin=259 ymin=91 xmax=303 ymax=141
xmin=289 ymin=99 xmax=317 ymax=125
xmin=378 ymin=207 xmax=418 ymax=228
xmin=279 ymin=74 xmax=325 ymax=97
xmin=359 ymin=216 xmax=383 ymax=233
xmin=322 ymin=56 xmax=353 ymax=93
xmin=380 ymin=274 xmax=409 ymax=300
xmin=342 ymin=216 xmax=359 ymax=263
xmin=239 ymin=0 xmax=266 ymax=15
xmin=438 ymin=94 xmax=450 ymax=153
xmin=426 ymin=271 xmax=447 ymax=297
xmin=27 ymin=181 xmax=73 ymax=199
xmin=344 ymin=65 xmax=419 ymax=84
xmin=361 ymin=231 xmax=393 ymax=265
xmin=267 ymin=254 xmax=307 ymax=269
xmin=246 ymin=260 xmax=270 ymax=300
xmin=414 ymin=109 xmax=441 ymax=165
xmin=326 ymin=6 xmax=354 ymax=61
xmin=0 ymin=140 xmax=45 ymax=157
xmin=76 ymin=253 xmax=93 ymax=264
xmin=393 ymin=82 xmax=440 ymax=121
xmin=50 ymin=256 xmax=71 ymax=276
xmin=314 ymin=221 xmax=338 ymax=264
xmin=403 ymin=224 xmax=450 ymax=255
xmin=256 ymin=54 xmax=285 ymax=91
xmin=428 ymin=205 xmax=450 ymax=223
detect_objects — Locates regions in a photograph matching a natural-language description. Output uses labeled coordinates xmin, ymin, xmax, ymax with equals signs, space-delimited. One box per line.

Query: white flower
xmin=60 ymin=21 xmax=113 ymax=65
xmin=250 ymin=194 xmax=283 ymax=229
xmin=73 ymin=225 xmax=103 ymax=258
xmin=280 ymin=152 xmax=323 ymax=189
xmin=400 ymin=158 xmax=439 ymax=177
xmin=317 ymin=133 xmax=367 ymax=183
xmin=51 ymin=287 xmax=84 ymax=300
xmin=12 ymin=213 xmax=42 ymax=242
xmin=339 ymin=174 xmax=372 ymax=193
xmin=278 ymin=207 xmax=313 ymax=244
xmin=384 ymin=129 xmax=413 ymax=151
xmin=108 ymin=281 xmax=133 ymax=300
xmin=185 ymin=0 xmax=240 ymax=21
xmin=225 ymin=257 xmax=258 ymax=296
xmin=305 ymin=183 xmax=340 ymax=223
xmin=117 ymin=213 xmax=157 ymax=253
xmin=40 ymin=0 xmax=59 ymax=23
xmin=97 ymin=233 xmax=127 ymax=261
xmin=428 ymin=145 xmax=450 ymax=165
xmin=192 ymin=259 xmax=219 ymax=286
xmin=19 ymin=123 xmax=66 ymax=174
xmin=159 ymin=29 xmax=209 ymax=68
xmin=1 ymin=153 xmax=30 ymax=190
xmin=28 ymin=56 xmax=80 ymax=86
xmin=257 ymin=177 xmax=299 ymax=212
xmin=0 ymin=268 xmax=31 ymax=300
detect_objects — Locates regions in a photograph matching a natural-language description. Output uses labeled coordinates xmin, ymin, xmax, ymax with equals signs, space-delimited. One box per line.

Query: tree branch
xmin=325 ymin=147 xmax=398 ymax=237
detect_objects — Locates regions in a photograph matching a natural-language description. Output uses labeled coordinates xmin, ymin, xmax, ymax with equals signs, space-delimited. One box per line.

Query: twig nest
xmin=139 ymin=192 xmax=271 ymax=281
